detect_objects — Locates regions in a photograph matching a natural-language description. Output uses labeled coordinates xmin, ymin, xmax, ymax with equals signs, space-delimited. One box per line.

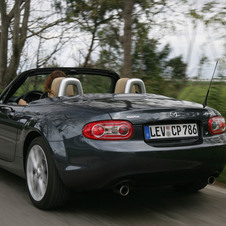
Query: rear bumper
xmin=54 ymin=136 xmax=226 ymax=191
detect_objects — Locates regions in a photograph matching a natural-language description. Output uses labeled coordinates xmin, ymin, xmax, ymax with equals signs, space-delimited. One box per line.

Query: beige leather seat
xmin=49 ymin=77 xmax=74 ymax=97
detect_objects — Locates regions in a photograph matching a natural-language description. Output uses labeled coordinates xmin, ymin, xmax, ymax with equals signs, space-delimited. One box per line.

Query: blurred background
xmin=0 ymin=0 xmax=225 ymax=116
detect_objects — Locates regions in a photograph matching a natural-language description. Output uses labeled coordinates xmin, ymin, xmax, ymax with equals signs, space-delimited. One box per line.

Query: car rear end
xmin=55 ymin=95 xmax=226 ymax=192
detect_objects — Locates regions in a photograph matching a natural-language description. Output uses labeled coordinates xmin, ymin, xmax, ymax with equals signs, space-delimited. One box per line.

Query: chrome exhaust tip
xmin=113 ymin=182 xmax=130 ymax=196
xmin=119 ymin=185 xmax=130 ymax=196
xmin=208 ymin=176 xmax=215 ymax=185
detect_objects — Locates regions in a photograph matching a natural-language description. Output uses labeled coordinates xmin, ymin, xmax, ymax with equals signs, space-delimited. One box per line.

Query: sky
xmin=150 ymin=0 xmax=226 ymax=79
xmin=162 ymin=23 xmax=225 ymax=79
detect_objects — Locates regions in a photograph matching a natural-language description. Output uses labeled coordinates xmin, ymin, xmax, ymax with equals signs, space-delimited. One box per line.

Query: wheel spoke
xmin=26 ymin=144 xmax=48 ymax=202
xmin=29 ymin=149 xmax=38 ymax=169
xmin=39 ymin=178 xmax=47 ymax=197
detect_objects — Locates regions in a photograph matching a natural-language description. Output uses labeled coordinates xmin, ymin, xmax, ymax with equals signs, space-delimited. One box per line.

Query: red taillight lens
xmin=92 ymin=125 xmax=105 ymax=137
xmin=83 ymin=120 xmax=134 ymax=140
xmin=208 ymin=116 xmax=226 ymax=135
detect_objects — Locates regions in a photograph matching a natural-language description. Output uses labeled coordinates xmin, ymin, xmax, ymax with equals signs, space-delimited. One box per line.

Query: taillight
xmin=208 ymin=116 xmax=226 ymax=135
xmin=83 ymin=120 xmax=134 ymax=140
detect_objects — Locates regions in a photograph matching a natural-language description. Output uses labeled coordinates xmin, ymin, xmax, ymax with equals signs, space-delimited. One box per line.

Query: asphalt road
xmin=1 ymin=168 xmax=226 ymax=226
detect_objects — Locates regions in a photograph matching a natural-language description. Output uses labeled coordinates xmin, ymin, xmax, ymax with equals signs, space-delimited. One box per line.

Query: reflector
xmin=208 ymin=116 xmax=226 ymax=135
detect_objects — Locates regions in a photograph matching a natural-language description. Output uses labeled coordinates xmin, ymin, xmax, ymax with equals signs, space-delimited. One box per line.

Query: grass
xmin=218 ymin=166 xmax=226 ymax=183
xmin=178 ymin=83 xmax=226 ymax=119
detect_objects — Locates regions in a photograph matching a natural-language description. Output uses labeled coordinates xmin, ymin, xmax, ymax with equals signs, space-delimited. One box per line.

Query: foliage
xmin=178 ymin=82 xmax=226 ymax=119
xmin=132 ymin=32 xmax=187 ymax=97
xmin=1 ymin=0 xmax=226 ymax=90
xmin=59 ymin=0 xmax=188 ymax=81
xmin=0 ymin=1 xmax=74 ymax=88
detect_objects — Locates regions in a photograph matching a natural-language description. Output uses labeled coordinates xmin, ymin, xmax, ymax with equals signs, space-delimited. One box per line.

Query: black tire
xmin=26 ymin=137 xmax=69 ymax=209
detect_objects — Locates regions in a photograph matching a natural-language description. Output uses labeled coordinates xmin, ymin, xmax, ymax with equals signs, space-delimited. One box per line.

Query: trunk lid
xmin=107 ymin=94 xmax=210 ymax=123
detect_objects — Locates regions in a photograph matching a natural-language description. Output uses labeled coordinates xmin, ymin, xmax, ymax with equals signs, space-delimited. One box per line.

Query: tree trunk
xmin=83 ymin=24 xmax=97 ymax=67
xmin=5 ymin=0 xmax=30 ymax=85
xmin=0 ymin=0 xmax=30 ymax=88
xmin=122 ymin=0 xmax=134 ymax=78
xmin=0 ymin=1 xmax=9 ymax=88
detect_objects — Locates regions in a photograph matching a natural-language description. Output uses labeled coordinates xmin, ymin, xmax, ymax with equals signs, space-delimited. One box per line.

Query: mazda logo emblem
xmin=170 ymin=112 xmax=178 ymax=118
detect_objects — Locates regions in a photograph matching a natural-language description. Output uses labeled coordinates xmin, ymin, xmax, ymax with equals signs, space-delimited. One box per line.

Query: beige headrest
xmin=49 ymin=77 xmax=74 ymax=97
xmin=114 ymin=78 xmax=136 ymax=94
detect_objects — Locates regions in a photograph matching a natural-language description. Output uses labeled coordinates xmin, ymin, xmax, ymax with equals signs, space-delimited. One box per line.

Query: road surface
xmin=0 ymin=168 xmax=226 ymax=226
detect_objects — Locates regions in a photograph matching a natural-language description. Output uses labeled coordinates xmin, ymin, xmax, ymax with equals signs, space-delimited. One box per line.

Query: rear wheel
xmin=26 ymin=137 xmax=69 ymax=209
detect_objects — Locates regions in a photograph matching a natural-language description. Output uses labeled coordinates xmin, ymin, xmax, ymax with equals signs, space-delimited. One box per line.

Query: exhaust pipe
xmin=119 ymin=185 xmax=130 ymax=196
xmin=113 ymin=183 xmax=130 ymax=196
xmin=207 ymin=176 xmax=215 ymax=185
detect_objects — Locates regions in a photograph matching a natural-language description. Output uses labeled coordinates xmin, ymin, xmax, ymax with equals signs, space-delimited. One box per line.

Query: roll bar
xmin=124 ymin=78 xmax=146 ymax=94
xmin=58 ymin=78 xmax=83 ymax=96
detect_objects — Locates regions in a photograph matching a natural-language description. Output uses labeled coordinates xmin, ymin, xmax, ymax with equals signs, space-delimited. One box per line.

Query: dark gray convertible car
xmin=0 ymin=67 xmax=226 ymax=209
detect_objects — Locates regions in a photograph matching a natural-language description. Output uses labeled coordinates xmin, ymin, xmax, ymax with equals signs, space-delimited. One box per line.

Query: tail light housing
xmin=83 ymin=120 xmax=134 ymax=140
xmin=208 ymin=116 xmax=226 ymax=135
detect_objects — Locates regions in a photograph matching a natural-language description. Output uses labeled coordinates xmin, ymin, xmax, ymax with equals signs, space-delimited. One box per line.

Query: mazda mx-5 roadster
xmin=0 ymin=67 xmax=226 ymax=209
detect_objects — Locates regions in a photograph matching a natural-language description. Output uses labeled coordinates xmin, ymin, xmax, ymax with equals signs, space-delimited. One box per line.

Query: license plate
xmin=144 ymin=123 xmax=198 ymax=140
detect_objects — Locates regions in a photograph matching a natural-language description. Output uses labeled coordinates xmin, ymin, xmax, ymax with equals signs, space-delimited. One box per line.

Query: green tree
xmin=58 ymin=0 xmax=118 ymax=67
xmin=0 ymin=1 xmax=71 ymax=88
xmin=59 ymin=0 xmax=170 ymax=75
xmin=133 ymin=35 xmax=187 ymax=97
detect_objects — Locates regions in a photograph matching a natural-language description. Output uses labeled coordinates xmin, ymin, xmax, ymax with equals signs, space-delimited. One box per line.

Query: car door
xmin=0 ymin=104 xmax=24 ymax=162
